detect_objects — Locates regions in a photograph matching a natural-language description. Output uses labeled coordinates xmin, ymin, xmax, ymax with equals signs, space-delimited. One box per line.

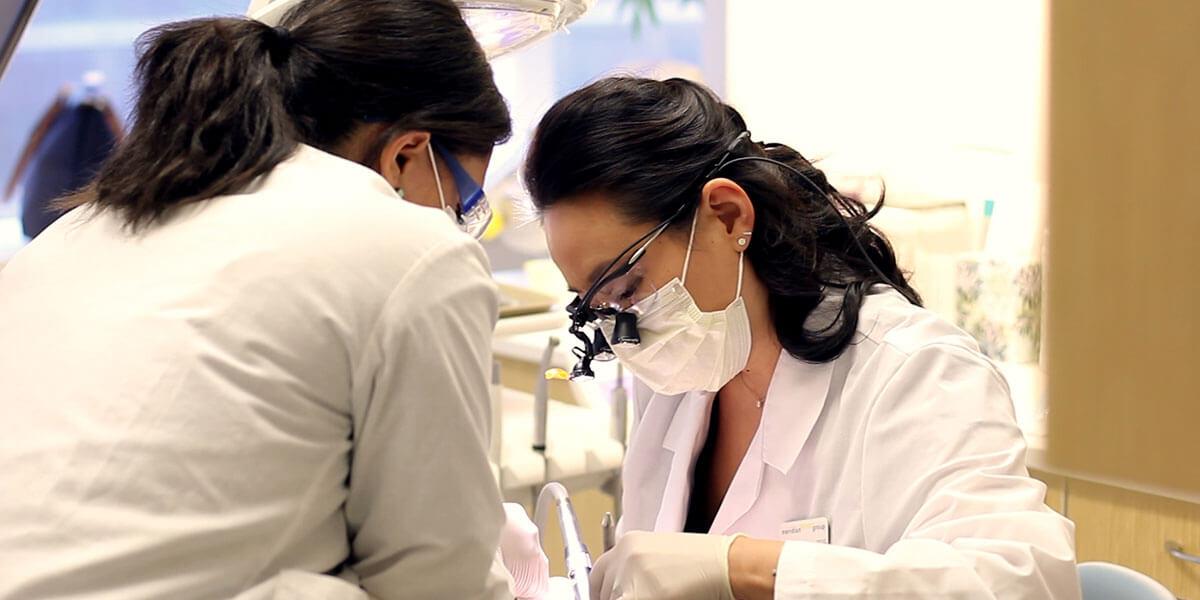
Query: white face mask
xmin=598 ymin=212 xmax=752 ymax=395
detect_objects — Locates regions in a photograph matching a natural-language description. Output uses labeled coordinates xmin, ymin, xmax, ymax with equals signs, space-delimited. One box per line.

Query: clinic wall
xmin=723 ymin=0 xmax=1046 ymax=198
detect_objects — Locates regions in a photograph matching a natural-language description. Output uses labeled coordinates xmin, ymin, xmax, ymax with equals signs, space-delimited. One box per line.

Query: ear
xmin=376 ymin=129 xmax=432 ymax=189
xmin=699 ymin=177 xmax=755 ymax=249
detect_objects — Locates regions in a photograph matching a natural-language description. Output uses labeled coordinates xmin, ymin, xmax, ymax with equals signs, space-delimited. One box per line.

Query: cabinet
xmin=1039 ymin=0 xmax=1200 ymax=595
xmin=1042 ymin=0 xmax=1200 ymax=594
xmin=1032 ymin=470 xmax=1200 ymax=599
xmin=1044 ymin=0 xmax=1200 ymax=491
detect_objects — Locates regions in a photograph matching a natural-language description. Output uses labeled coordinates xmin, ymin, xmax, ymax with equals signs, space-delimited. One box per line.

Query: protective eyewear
xmin=563 ymin=132 xmax=751 ymax=381
xmin=565 ymin=205 xmax=683 ymax=380
xmin=432 ymin=141 xmax=492 ymax=239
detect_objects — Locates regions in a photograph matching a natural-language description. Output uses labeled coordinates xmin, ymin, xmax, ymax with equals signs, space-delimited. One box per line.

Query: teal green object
xmin=1078 ymin=562 xmax=1174 ymax=599
xmin=984 ymin=199 xmax=995 ymax=217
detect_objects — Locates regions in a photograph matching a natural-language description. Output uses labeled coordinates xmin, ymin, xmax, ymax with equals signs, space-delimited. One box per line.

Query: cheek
xmin=682 ymin=246 xmax=740 ymax=311
xmin=438 ymin=169 xmax=459 ymax=205
xmin=401 ymin=176 xmax=440 ymax=210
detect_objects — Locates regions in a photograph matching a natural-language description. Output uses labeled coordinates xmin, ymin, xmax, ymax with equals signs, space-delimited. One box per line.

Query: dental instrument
xmin=535 ymin=482 xmax=592 ymax=600
xmin=533 ymin=337 xmax=558 ymax=453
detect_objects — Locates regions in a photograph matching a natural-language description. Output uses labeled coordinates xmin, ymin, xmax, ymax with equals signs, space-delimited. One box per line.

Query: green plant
xmin=621 ymin=0 xmax=703 ymax=37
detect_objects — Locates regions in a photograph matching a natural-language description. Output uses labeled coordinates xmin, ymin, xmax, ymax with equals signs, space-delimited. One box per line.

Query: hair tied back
xmin=267 ymin=24 xmax=294 ymax=62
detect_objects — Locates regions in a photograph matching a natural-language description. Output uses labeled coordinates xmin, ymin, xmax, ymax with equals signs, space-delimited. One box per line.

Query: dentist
xmin=524 ymin=77 xmax=1080 ymax=600
xmin=0 ymin=1 xmax=515 ymax=598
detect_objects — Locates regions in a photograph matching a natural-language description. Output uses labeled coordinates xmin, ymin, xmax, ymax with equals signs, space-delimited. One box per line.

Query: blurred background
xmin=2 ymin=0 xmax=1197 ymax=594
xmin=1 ymin=1 xmax=1045 ymax=292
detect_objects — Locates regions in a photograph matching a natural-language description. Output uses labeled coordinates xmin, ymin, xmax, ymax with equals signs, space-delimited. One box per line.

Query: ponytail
xmin=75 ymin=18 xmax=297 ymax=230
xmin=67 ymin=0 xmax=511 ymax=230
xmin=752 ymin=141 xmax=922 ymax=362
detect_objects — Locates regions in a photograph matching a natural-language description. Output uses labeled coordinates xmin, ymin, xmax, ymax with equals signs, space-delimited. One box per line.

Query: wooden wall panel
xmin=1045 ymin=0 xmax=1200 ymax=491
xmin=1031 ymin=469 xmax=1067 ymax=516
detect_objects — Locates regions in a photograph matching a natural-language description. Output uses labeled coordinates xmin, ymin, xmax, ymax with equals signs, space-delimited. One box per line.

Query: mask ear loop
xmin=736 ymin=246 xmax=745 ymax=300
xmin=681 ymin=208 xmax=700 ymax=286
xmin=427 ymin=143 xmax=451 ymax=220
xmin=736 ymin=230 xmax=751 ymax=299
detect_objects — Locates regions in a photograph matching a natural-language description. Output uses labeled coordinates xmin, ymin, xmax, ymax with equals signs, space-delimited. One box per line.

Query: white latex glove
xmin=498 ymin=502 xmax=551 ymax=599
xmin=589 ymin=531 xmax=742 ymax=600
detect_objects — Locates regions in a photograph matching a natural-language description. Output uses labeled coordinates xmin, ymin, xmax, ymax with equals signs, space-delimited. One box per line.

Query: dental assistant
xmin=524 ymin=77 xmax=1080 ymax=599
xmin=0 ymin=1 xmax=515 ymax=598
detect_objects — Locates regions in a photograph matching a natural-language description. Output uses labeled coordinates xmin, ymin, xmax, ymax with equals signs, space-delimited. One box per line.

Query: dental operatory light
xmin=458 ymin=0 xmax=595 ymax=58
xmin=247 ymin=0 xmax=594 ymax=59
xmin=0 ymin=0 xmax=39 ymax=81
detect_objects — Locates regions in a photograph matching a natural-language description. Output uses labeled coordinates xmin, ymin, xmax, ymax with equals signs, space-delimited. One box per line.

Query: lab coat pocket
xmin=231 ymin=570 xmax=369 ymax=600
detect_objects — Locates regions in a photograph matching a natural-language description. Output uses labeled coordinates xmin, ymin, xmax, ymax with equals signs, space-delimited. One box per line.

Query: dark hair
xmin=72 ymin=0 xmax=511 ymax=230
xmin=524 ymin=77 xmax=921 ymax=363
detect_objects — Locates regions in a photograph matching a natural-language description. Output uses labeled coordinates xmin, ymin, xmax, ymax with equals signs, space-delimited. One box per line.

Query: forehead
xmin=542 ymin=193 xmax=650 ymax=292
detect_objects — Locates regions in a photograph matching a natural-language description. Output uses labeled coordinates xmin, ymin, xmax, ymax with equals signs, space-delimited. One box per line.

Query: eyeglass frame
xmin=357 ymin=115 xmax=494 ymax=239
xmin=430 ymin=140 xmax=492 ymax=239
xmin=564 ymin=132 xmax=751 ymax=378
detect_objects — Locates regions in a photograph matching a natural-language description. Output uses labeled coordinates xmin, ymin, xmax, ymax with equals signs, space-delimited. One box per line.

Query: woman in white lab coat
xmin=523 ymin=77 xmax=1080 ymax=599
xmin=0 ymin=1 xmax=514 ymax=599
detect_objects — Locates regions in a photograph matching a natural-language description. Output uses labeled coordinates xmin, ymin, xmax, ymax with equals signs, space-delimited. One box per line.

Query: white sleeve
xmin=345 ymin=236 xmax=511 ymax=600
xmin=774 ymin=344 xmax=1080 ymax=600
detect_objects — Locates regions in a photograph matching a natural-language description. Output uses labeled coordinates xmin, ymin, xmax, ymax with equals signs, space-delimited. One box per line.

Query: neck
xmin=331 ymin=121 xmax=391 ymax=169
xmin=731 ymin=265 xmax=782 ymax=398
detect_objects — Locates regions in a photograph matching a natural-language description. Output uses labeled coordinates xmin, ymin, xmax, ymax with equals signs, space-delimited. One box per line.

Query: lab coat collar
xmin=646 ymin=352 xmax=835 ymax=532
xmin=654 ymin=391 xmax=714 ymax=531
xmin=657 ymin=351 xmax=835 ymax=467
xmin=706 ymin=352 xmax=834 ymax=534
xmin=259 ymin=143 xmax=399 ymax=201
xmin=662 ymin=391 xmax=713 ymax=455
xmin=762 ymin=351 xmax=835 ymax=472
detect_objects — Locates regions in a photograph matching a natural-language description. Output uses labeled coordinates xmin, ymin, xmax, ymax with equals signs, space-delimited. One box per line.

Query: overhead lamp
xmin=247 ymin=0 xmax=593 ymax=59
xmin=457 ymin=0 xmax=593 ymax=58
xmin=0 ymin=0 xmax=38 ymax=81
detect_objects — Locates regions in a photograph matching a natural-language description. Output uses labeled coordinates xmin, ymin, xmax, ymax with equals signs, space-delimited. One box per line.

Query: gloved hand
xmin=497 ymin=503 xmax=550 ymax=599
xmin=589 ymin=531 xmax=742 ymax=600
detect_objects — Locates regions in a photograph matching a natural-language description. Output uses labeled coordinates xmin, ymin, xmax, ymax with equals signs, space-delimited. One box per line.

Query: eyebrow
xmin=567 ymin=261 xmax=612 ymax=296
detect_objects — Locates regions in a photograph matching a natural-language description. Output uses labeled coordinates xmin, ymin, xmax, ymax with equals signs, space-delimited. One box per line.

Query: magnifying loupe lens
xmin=611 ymin=312 xmax=640 ymax=347
xmin=592 ymin=329 xmax=616 ymax=361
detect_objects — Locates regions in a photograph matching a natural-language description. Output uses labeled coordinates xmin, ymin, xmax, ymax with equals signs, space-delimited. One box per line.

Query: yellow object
xmin=481 ymin=203 xmax=505 ymax=241
xmin=544 ymin=368 xmax=569 ymax=381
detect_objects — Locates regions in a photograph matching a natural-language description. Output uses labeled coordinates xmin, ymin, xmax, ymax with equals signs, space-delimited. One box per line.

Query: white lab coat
xmin=0 ymin=145 xmax=511 ymax=600
xmin=617 ymin=289 xmax=1081 ymax=599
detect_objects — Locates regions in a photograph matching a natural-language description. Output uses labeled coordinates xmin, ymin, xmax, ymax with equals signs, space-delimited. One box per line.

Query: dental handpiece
xmin=535 ymin=482 xmax=591 ymax=600
xmin=601 ymin=512 xmax=615 ymax=552
xmin=558 ymin=495 xmax=592 ymax=600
